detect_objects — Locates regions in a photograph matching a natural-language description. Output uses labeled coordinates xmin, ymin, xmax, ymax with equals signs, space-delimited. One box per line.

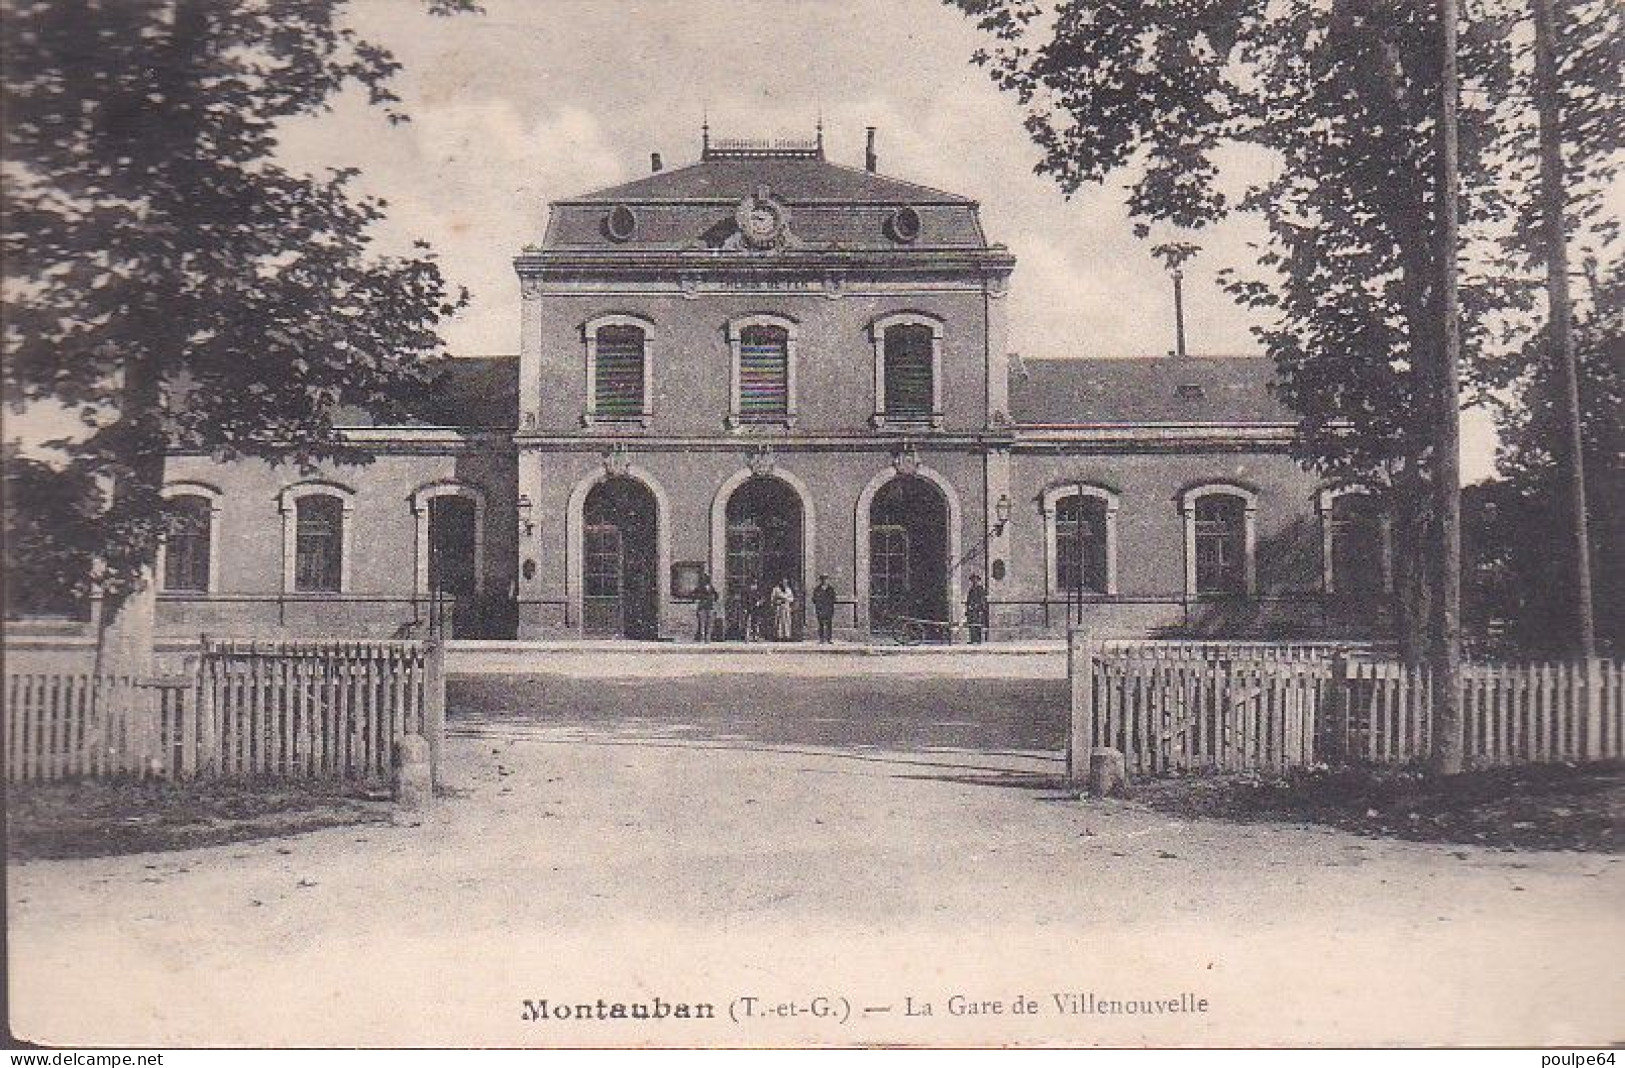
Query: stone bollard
xmin=1087 ymin=747 xmax=1129 ymax=798
xmin=393 ymin=733 xmax=433 ymax=810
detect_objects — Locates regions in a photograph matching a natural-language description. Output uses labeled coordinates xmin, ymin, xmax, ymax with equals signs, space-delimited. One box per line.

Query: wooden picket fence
xmin=1068 ymin=635 xmax=1625 ymax=779
xmin=4 ymin=639 xmax=444 ymax=784
xmin=1348 ymin=659 xmax=1625 ymax=767
xmin=4 ymin=673 xmax=193 ymax=781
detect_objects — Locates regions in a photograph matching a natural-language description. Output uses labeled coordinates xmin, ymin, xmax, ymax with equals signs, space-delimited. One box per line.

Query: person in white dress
xmin=770 ymin=578 xmax=796 ymax=642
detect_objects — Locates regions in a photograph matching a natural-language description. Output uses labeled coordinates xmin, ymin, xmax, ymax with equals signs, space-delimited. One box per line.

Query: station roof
xmin=541 ymin=136 xmax=990 ymax=252
xmin=1009 ymin=356 xmax=1294 ymax=425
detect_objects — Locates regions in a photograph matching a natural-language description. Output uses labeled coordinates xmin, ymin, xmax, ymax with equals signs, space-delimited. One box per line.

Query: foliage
xmin=1 ymin=450 xmax=103 ymax=618
xmin=948 ymin=0 xmax=1620 ymax=654
xmin=1466 ymin=261 xmax=1623 ymax=655
xmin=1 ymin=0 xmax=475 ymax=599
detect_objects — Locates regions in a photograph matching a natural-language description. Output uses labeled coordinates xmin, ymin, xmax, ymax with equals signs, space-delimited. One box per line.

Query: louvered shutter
xmin=594 ymin=326 xmax=645 ymax=417
xmin=883 ymin=324 xmax=934 ymax=418
xmin=738 ymin=326 xmax=789 ymax=419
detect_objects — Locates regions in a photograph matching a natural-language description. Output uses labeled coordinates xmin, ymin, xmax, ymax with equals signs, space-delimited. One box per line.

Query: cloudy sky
xmin=285 ymin=0 xmax=1276 ymax=363
xmin=26 ymin=0 xmax=1505 ymax=474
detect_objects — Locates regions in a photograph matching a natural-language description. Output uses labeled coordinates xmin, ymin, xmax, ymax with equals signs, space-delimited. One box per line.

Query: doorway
xmin=723 ymin=476 xmax=804 ymax=640
xmin=868 ymin=475 xmax=948 ymax=638
xmin=582 ymin=477 xmax=659 ymax=639
xmin=426 ymin=495 xmax=479 ymax=636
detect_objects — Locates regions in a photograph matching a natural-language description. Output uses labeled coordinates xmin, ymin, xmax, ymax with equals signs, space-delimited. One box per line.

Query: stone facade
xmin=152 ymin=131 xmax=1386 ymax=642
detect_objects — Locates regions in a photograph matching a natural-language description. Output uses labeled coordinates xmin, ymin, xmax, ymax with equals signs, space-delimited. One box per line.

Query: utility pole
xmin=1172 ymin=268 xmax=1188 ymax=358
xmin=1532 ymin=0 xmax=1597 ymax=659
xmin=1430 ymin=0 xmax=1465 ymax=776
xmin=1152 ymin=241 xmax=1198 ymax=358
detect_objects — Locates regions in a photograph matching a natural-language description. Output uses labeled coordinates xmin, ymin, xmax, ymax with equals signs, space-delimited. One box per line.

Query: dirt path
xmin=9 ymin=723 xmax=1623 ymax=1047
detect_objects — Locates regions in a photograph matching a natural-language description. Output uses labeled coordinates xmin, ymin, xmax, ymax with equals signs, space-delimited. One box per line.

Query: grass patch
xmin=6 ymin=777 xmax=399 ymax=861
xmin=1133 ymin=761 xmax=1624 ymax=853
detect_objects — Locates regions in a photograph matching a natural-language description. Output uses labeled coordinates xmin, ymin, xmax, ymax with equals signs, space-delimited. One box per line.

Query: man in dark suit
xmin=812 ymin=574 xmax=837 ymax=643
xmin=694 ymin=572 xmax=718 ymax=642
xmin=965 ymin=573 xmax=989 ymax=644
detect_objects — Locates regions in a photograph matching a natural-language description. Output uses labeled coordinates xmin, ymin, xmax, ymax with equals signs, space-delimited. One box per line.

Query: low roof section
xmin=1010 ymin=356 xmax=1296 ymax=425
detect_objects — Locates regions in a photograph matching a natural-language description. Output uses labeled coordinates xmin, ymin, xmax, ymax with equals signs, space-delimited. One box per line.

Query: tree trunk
xmin=1390 ymin=498 xmax=1432 ymax=665
xmin=1428 ymin=0 xmax=1466 ymax=776
xmin=92 ymin=342 xmax=168 ymax=678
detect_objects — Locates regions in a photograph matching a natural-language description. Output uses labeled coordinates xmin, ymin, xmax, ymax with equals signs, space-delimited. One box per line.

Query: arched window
xmin=583 ymin=315 xmax=653 ymax=425
xmin=1043 ymin=484 xmax=1119 ymax=597
xmin=884 ymin=325 xmax=933 ymax=417
xmin=870 ymin=314 xmax=944 ymax=428
xmin=727 ymin=315 xmax=797 ymax=426
xmin=160 ymin=490 xmax=219 ymax=593
xmin=278 ymin=482 xmax=355 ymax=594
xmin=295 ymin=496 xmax=344 ymax=592
xmin=1320 ymin=489 xmax=1392 ymax=595
xmin=1180 ymin=485 xmax=1258 ymax=597
xmin=1057 ymin=496 xmax=1109 ymax=594
xmin=410 ymin=482 xmax=486 ymax=600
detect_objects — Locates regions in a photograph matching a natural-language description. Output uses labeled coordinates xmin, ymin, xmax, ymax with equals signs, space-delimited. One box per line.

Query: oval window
xmin=604 ymin=204 xmax=638 ymax=242
xmin=887 ymin=205 xmax=922 ymax=243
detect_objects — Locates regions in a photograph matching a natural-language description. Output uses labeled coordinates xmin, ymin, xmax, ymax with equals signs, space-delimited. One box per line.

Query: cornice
xmin=514 ymin=247 xmax=1017 ymax=276
xmin=511 ymin=423 xmax=1297 ymax=453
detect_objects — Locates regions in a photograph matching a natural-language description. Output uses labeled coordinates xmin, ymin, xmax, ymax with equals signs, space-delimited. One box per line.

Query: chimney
xmin=865 ymin=127 xmax=877 ymax=173
xmin=650 ymin=152 xmax=663 ymax=173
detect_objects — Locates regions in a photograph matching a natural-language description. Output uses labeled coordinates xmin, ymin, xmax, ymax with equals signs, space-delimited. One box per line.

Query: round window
xmin=887 ymin=205 xmax=922 ymax=244
xmin=604 ymin=204 xmax=638 ymax=242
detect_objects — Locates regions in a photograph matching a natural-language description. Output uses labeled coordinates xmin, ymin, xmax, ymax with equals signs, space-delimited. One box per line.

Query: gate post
xmin=1583 ymin=657 xmax=1603 ymax=761
xmin=1322 ymin=650 xmax=1351 ymax=764
xmin=424 ymin=638 xmax=446 ymax=789
xmin=1067 ymin=629 xmax=1096 ymax=782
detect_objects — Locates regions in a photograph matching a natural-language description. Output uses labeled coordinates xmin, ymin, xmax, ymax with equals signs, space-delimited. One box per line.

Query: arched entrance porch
xmin=580 ymin=476 xmax=661 ymax=639
xmin=718 ymin=475 xmax=806 ymax=640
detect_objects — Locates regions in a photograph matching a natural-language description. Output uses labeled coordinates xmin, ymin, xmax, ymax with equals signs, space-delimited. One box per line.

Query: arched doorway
xmin=582 ymin=477 xmax=659 ymax=639
xmin=426 ymin=495 xmax=478 ymax=636
xmin=723 ymin=476 xmax=804 ymax=640
xmin=869 ymin=475 xmax=949 ymax=638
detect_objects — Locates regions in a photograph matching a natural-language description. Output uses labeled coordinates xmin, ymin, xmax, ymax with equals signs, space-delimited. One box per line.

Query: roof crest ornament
xmin=701 ymin=126 xmax=825 ymax=162
xmin=723 ymin=184 xmax=800 ymax=253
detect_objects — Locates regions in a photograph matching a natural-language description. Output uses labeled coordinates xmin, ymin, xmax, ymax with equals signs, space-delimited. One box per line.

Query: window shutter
xmin=738 ymin=326 xmax=789 ymax=419
xmin=884 ymin=325 xmax=934 ymax=417
xmin=594 ymin=326 xmax=645 ymax=417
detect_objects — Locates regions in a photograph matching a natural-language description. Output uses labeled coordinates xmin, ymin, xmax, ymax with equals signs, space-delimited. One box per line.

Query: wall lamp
xmin=994 ymin=493 xmax=1012 ymax=536
xmin=517 ymin=493 xmax=535 ymax=538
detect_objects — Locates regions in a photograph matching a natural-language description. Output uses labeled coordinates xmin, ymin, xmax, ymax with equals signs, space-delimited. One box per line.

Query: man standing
xmin=694 ymin=572 xmax=718 ymax=643
xmin=965 ymin=573 xmax=989 ymax=644
xmin=741 ymin=579 xmax=763 ymax=642
xmin=812 ymin=574 xmax=837 ymax=643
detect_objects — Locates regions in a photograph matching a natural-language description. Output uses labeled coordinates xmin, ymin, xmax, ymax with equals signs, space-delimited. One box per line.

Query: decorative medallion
xmin=822 ymin=270 xmax=845 ymax=300
xmin=726 ymin=185 xmax=795 ymax=252
xmin=746 ymin=445 xmax=777 ymax=478
xmin=892 ymin=442 xmax=921 ymax=478
xmin=602 ymin=444 xmax=631 ymax=478
xmin=678 ymin=272 xmax=701 ymax=299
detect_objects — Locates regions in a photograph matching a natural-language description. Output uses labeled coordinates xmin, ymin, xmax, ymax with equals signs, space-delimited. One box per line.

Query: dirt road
xmin=8 ymin=697 xmax=1622 ymax=1047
